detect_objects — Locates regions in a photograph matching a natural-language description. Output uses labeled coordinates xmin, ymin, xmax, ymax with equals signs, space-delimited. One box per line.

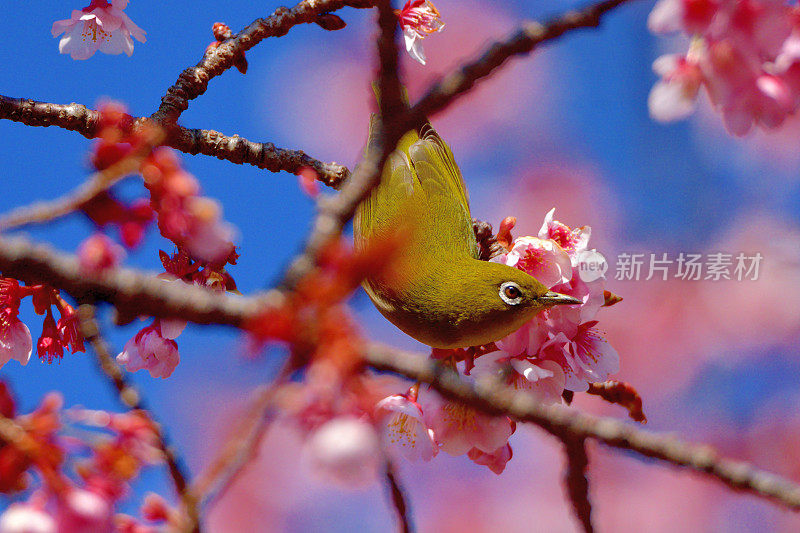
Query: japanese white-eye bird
xmin=354 ymin=107 xmax=580 ymax=349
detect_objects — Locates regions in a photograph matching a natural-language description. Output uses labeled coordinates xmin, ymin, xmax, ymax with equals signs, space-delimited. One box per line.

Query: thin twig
xmin=562 ymin=435 xmax=593 ymax=533
xmin=587 ymin=380 xmax=647 ymax=423
xmin=384 ymin=460 xmax=413 ymax=533
xmin=151 ymin=0 xmax=376 ymax=124
xmin=363 ymin=344 xmax=800 ymax=513
xmin=0 ymin=123 xmax=161 ymax=232
xmin=75 ymin=304 xmax=200 ymax=533
xmin=189 ymin=367 xmax=290 ymax=508
xmin=404 ymin=0 xmax=636 ymax=130
xmin=0 ymin=95 xmax=349 ymax=187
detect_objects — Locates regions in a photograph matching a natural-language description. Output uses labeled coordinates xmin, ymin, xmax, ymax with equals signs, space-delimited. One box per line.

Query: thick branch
xmin=0 ymin=235 xmax=264 ymax=327
xmin=0 ymin=95 xmax=97 ymax=137
xmin=563 ymin=436 xmax=593 ymax=533
xmin=364 ymin=345 xmax=800 ymax=513
xmin=0 ymin=95 xmax=348 ymax=186
xmin=151 ymin=0 xmax=376 ymax=123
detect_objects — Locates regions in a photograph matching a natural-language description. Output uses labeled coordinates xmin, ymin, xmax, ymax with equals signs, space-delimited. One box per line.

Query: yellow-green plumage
xmin=354 ymin=109 xmax=579 ymax=348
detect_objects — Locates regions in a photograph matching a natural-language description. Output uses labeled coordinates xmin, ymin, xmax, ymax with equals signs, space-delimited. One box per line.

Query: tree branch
xmin=0 ymin=95 xmax=349 ymax=187
xmin=384 ymin=460 xmax=413 ymax=533
xmin=0 ymin=235 xmax=263 ymax=327
xmin=363 ymin=344 xmax=800 ymax=513
xmin=563 ymin=436 xmax=593 ymax=533
xmin=151 ymin=0 xmax=376 ymax=124
xmin=405 ymin=0 xmax=636 ymax=129
xmin=76 ymin=304 xmax=199 ymax=532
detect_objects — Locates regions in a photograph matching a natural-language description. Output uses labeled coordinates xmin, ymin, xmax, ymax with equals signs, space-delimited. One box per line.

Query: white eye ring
xmin=499 ymin=281 xmax=523 ymax=306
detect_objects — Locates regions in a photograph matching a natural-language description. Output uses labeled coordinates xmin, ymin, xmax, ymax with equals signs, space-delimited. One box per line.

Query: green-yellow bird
xmin=354 ymin=109 xmax=580 ymax=349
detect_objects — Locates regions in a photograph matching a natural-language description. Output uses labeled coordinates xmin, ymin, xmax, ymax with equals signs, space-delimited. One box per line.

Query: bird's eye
xmin=499 ymin=282 xmax=523 ymax=306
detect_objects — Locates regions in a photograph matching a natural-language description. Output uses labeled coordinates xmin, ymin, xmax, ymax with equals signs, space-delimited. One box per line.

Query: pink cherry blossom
xmin=57 ymin=304 xmax=85 ymax=354
xmin=538 ymin=208 xmax=590 ymax=258
xmin=375 ymin=394 xmax=438 ymax=462
xmin=116 ymin=323 xmax=180 ymax=378
xmin=55 ymin=488 xmax=113 ymax=533
xmin=649 ymin=53 xmax=703 ymax=122
xmin=492 ymin=236 xmax=572 ymax=288
xmin=52 ymin=0 xmax=146 ymax=60
xmin=491 ymin=210 xmax=618 ymax=393
xmin=397 ymin=0 xmax=444 ymax=65
xmin=0 ymin=502 xmax=56 ymax=533
xmin=306 ymin=417 xmax=382 ymax=487
xmin=467 ymin=443 xmax=513 ymax=475
xmin=0 ymin=279 xmax=32 ymax=370
xmin=37 ymin=310 xmax=64 ymax=363
xmin=647 ymin=0 xmax=800 ymax=135
xmin=421 ymin=391 xmax=514 ymax=456
xmin=473 ymin=350 xmax=566 ymax=404
xmin=509 ymin=359 xmax=567 ymax=403
xmin=539 ymin=324 xmax=619 ymax=392
xmin=495 ymin=314 xmax=549 ymax=358
xmin=77 ymin=233 xmax=125 ymax=274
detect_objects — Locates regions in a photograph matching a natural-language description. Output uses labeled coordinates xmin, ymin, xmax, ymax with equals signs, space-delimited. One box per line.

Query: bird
xmin=354 ymin=104 xmax=581 ymax=349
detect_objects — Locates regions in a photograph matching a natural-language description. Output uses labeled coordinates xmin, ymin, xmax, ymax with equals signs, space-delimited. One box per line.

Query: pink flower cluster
xmin=648 ymin=0 xmax=800 ymax=135
xmin=0 ymin=279 xmax=85 ymax=369
xmin=90 ymin=103 xmax=237 ymax=264
xmin=0 ymin=383 xmax=175 ymax=532
xmin=52 ymin=0 xmax=146 ymax=60
xmin=488 ymin=208 xmax=618 ymax=397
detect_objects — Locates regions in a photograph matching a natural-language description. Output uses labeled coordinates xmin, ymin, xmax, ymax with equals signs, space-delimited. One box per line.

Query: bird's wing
xmin=355 ymin=113 xmax=478 ymax=261
xmin=354 ymin=114 xmax=422 ymax=249
xmin=408 ymin=124 xmax=478 ymax=259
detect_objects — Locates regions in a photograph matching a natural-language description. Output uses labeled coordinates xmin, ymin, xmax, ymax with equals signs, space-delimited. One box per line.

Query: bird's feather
xmin=355 ymin=114 xmax=478 ymax=261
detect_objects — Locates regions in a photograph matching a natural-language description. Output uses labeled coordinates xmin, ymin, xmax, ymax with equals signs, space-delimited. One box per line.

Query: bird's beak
xmin=539 ymin=291 xmax=582 ymax=307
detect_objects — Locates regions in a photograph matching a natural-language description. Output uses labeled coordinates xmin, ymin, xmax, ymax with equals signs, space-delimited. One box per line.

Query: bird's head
xmin=445 ymin=260 xmax=582 ymax=347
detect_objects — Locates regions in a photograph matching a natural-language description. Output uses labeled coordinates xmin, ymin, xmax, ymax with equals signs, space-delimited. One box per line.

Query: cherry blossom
xmin=538 ymin=207 xmax=591 ymax=259
xmin=467 ymin=443 xmax=513 ymax=475
xmin=375 ymin=394 xmax=438 ymax=462
xmin=421 ymin=391 xmax=514 ymax=456
xmin=116 ymin=322 xmax=180 ymax=378
xmin=0 ymin=279 xmax=32 ymax=370
xmin=492 ymin=236 xmax=572 ymax=288
xmin=77 ymin=233 xmax=126 ymax=273
xmin=489 ymin=209 xmax=618 ymax=395
xmin=55 ymin=488 xmax=114 ymax=533
xmin=397 ymin=0 xmax=445 ymax=65
xmin=57 ymin=304 xmax=85 ymax=355
xmin=37 ymin=310 xmax=64 ymax=364
xmin=472 ymin=349 xmax=566 ymax=404
xmin=305 ymin=417 xmax=382 ymax=487
xmin=0 ymin=502 xmax=56 ymax=533
xmin=52 ymin=0 xmax=146 ymax=60
xmin=647 ymin=0 xmax=800 ymax=135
